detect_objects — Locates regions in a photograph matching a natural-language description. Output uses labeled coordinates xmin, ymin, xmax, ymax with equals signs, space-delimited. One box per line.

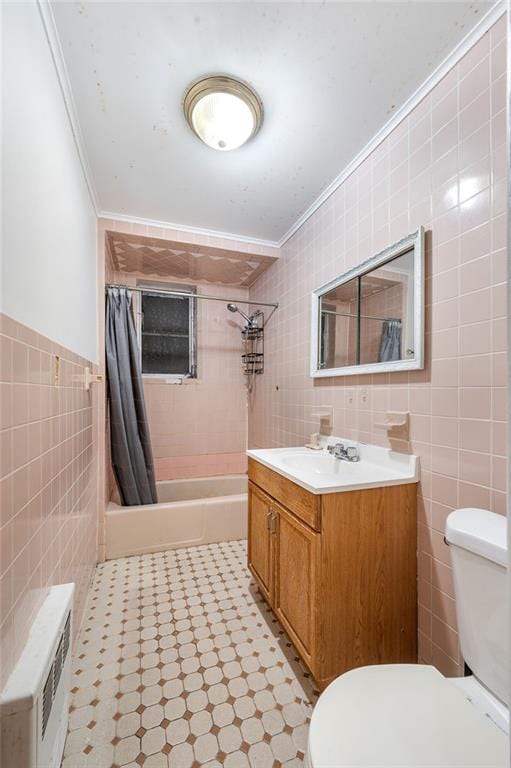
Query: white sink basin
xmin=281 ymin=453 xmax=345 ymax=476
xmin=247 ymin=441 xmax=419 ymax=494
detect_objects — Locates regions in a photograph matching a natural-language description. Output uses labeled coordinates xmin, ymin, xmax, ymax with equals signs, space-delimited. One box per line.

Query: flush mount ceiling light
xmin=184 ymin=75 xmax=263 ymax=151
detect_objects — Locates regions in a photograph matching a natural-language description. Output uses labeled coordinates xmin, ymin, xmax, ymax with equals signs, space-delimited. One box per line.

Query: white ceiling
xmin=52 ymin=1 xmax=493 ymax=242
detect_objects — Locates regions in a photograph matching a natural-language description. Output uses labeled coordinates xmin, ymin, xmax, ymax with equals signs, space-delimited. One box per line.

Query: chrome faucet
xmin=327 ymin=443 xmax=360 ymax=462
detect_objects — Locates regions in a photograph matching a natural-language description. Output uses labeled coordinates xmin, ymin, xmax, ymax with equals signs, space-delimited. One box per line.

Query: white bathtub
xmin=106 ymin=474 xmax=248 ymax=559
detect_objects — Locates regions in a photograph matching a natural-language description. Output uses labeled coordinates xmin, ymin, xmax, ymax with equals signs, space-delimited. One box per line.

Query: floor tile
xmin=64 ymin=540 xmax=316 ymax=766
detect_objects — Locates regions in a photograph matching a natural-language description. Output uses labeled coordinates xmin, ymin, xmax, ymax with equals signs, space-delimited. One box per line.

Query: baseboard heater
xmin=1 ymin=583 xmax=75 ymax=768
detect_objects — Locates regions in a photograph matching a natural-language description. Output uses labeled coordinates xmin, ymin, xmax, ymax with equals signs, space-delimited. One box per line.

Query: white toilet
xmin=307 ymin=507 xmax=509 ymax=767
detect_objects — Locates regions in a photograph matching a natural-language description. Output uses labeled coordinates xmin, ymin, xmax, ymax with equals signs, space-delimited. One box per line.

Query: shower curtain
xmin=106 ymin=287 xmax=157 ymax=506
xmin=378 ymin=319 xmax=402 ymax=363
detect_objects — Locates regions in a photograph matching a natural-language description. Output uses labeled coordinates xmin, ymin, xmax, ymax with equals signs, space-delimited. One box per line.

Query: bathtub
xmin=106 ymin=474 xmax=248 ymax=559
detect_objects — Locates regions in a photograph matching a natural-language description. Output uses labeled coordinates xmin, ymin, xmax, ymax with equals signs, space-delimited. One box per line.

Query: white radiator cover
xmin=1 ymin=583 xmax=75 ymax=768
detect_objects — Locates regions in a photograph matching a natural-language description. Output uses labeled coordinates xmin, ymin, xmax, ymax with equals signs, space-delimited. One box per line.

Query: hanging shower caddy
xmin=241 ymin=314 xmax=264 ymax=376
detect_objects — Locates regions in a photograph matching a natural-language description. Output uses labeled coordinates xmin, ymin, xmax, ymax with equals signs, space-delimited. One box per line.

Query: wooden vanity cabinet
xmin=247 ymin=458 xmax=417 ymax=690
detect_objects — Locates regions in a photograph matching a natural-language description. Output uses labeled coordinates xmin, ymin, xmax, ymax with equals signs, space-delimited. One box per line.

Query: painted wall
xmin=0 ymin=2 xmax=99 ymax=685
xmin=2 ymin=1 xmax=98 ymax=363
xmin=249 ymin=17 xmax=507 ymax=677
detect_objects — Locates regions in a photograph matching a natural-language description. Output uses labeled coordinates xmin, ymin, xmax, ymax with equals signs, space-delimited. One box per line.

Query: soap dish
xmin=374 ymin=411 xmax=409 ymax=431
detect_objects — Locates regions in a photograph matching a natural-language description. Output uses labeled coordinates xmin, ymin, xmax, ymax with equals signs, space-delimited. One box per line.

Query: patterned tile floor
xmin=62 ymin=540 xmax=318 ymax=768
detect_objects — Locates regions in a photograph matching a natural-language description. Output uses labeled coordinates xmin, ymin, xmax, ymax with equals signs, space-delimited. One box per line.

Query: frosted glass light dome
xmin=184 ymin=76 xmax=263 ymax=151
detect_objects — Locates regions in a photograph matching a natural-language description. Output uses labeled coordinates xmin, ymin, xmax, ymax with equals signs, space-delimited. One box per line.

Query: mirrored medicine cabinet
xmin=310 ymin=227 xmax=425 ymax=378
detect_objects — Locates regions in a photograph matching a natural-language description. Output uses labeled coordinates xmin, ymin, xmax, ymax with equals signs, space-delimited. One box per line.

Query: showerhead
xmin=226 ymin=303 xmax=252 ymax=325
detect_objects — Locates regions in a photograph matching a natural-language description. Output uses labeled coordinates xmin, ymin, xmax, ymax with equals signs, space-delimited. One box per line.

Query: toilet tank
xmin=445 ymin=508 xmax=508 ymax=706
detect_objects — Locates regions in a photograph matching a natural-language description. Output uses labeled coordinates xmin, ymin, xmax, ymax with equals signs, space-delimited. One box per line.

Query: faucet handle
xmin=327 ymin=442 xmax=344 ymax=454
xmin=345 ymin=445 xmax=360 ymax=461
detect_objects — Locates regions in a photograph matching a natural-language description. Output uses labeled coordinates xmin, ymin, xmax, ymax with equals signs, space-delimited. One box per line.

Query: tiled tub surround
xmin=100 ymin=219 xmax=254 ymax=552
xmin=249 ymin=18 xmax=507 ymax=677
xmin=135 ymin=282 xmax=249 ymax=481
xmin=103 ymin=259 xmax=251 ymax=484
xmin=0 ymin=314 xmax=98 ymax=688
xmin=63 ymin=540 xmax=316 ymax=768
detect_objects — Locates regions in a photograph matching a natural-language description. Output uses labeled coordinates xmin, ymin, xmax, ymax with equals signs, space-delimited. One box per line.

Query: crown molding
xmin=98 ymin=211 xmax=281 ymax=250
xmin=275 ymin=0 xmax=506 ymax=247
xmin=39 ymin=0 xmax=505 ymax=253
xmin=37 ymin=0 xmax=99 ymax=214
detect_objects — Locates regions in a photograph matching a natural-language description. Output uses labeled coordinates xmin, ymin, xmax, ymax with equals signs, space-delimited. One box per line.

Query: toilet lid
xmin=308 ymin=665 xmax=509 ymax=768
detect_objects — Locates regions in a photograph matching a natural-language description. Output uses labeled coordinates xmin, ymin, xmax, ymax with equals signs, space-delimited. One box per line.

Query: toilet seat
xmin=308 ymin=664 xmax=508 ymax=768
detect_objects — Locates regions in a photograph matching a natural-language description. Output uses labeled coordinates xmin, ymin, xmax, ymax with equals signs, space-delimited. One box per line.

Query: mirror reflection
xmin=359 ymin=249 xmax=414 ymax=365
xmin=319 ymin=250 xmax=414 ymax=370
xmin=312 ymin=228 xmax=424 ymax=377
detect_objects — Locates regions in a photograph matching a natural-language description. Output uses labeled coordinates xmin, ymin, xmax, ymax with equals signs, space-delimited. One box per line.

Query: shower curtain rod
xmin=105 ymin=283 xmax=278 ymax=309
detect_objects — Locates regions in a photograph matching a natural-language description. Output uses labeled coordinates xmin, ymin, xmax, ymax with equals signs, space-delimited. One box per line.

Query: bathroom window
xmin=138 ymin=284 xmax=197 ymax=377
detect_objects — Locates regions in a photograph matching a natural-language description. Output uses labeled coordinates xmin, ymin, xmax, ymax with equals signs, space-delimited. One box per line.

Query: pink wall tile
xmin=0 ymin=314 xmax=98 ymax=688
xmin=248 ymin=19 xmax=506 ymax=677
xmin=154 ymin=452 xmax=247 ymax=481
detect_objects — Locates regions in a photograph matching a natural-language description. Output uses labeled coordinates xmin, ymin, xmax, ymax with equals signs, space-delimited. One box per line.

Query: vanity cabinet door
xmin=273 ymin=503 xmax=319 ymax=668
xmin=247 ymin=482 xmax=274 ymax=604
